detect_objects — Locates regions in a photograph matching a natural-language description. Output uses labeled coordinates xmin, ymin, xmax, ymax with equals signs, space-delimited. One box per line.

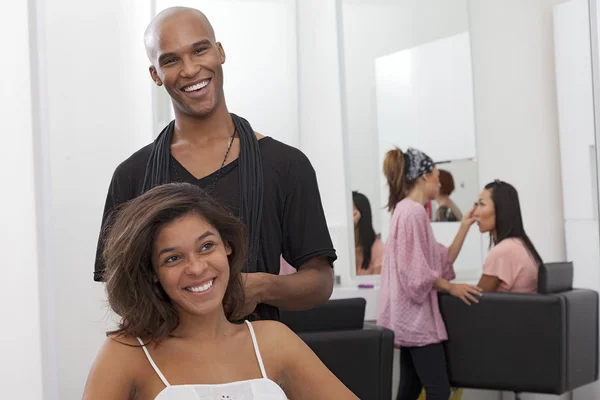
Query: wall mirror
xmin=338 ymin=0 xmax=483 ymax=281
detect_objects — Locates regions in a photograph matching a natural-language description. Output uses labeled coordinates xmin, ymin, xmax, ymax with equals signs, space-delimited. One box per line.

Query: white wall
xmin=340 ymin=0 xmax=469 ymax=233
xmin=468 ymin=0 xmax=568 ymax=399
xmin=39 ymin=0 xmax=154 ymax=398
xmin=375 ymin=32 xmax=477 ymax=164
xmin=1 ymin=2 xmax=44 ymax=399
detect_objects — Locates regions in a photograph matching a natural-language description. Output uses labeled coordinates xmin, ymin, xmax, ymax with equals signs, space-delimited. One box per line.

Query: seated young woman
xmin=83 ymin=183 xmax=357 ymax=400
xmin=474 ymin=180 xmax=543 ymax=293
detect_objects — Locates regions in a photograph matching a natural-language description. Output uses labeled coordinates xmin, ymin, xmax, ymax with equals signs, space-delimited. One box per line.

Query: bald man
xmin=94 ymin=7 xmax=336 ymax=321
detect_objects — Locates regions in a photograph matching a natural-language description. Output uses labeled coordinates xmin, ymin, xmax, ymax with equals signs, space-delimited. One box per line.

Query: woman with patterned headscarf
xmin=377 ymin=147 xmax=482 ymax=400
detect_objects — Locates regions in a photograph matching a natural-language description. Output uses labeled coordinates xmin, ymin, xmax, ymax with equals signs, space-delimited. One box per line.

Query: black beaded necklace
xmin=171 ymin=128 xmax=237 ymax=192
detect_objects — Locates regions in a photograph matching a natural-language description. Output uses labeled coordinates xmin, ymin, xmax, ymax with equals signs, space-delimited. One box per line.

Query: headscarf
xmin=404 ymin=147 xmax=434 ymax=181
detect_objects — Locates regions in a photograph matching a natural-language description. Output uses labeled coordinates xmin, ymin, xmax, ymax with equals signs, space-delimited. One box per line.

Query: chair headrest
xmin=538 ymin=262 xmax=573 ymax=294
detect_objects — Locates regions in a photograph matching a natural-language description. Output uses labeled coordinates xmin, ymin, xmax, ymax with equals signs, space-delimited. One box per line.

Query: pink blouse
xmin=482 ymin=238 xmax=538 ymax=293
xmin=377 ymin=199 xmax=455 ymax=348
xmin=279 ymin=256 xmax=296 ymax=275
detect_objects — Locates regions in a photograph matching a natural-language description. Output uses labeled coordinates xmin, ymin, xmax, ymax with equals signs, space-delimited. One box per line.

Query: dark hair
xmin=352 ymin=191 xmax=377 ymax=270
xmin=383 ymin=148 xmax=416 ymax=212
xmin=438 ymin=169 xmax=455 ymax=196
xmin=484 ymin=180 xmax=543 ymax=266
xmin=103 ymin=183 xmax=247 ymax=343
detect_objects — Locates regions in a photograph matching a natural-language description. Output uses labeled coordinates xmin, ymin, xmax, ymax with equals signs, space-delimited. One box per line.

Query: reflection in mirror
xmin=432 ymin=159 xmax=479 ymax=223
xmin=340 ymin=0 xmax=482 ymax=280
xmin=353 ymin=191 xmax=384 ymax=276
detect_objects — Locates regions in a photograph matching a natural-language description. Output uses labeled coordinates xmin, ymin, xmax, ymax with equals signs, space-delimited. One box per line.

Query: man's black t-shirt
xmin=95 ymin=136 xmax=337 ymax=320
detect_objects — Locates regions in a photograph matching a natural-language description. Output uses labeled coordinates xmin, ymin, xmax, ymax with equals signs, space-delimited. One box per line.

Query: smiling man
xmin=94 ymin=7 xmax=336 ymax=321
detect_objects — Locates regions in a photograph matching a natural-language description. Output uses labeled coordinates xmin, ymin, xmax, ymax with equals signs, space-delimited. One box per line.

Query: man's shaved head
xmin=144 ymin=6 xmax=226 ymax=119
xmin=144 ymin=7 xmax=216 ymax=63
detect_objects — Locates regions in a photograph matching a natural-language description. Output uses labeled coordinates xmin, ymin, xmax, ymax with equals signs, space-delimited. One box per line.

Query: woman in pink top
xmin=377 ymin=147 xmax=482 ymax=400
xmin=475 ymin=180 xmax=543 ymax=293
xmin=353 ymin=191 xmax=384 ymax=275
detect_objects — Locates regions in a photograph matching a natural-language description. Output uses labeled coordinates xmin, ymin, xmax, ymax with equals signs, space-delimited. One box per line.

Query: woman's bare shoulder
xmin=100 ymin=333 xmax=148 ymax=361
xmin=84 ymin=334 xmax=146 ymax=399
xmin=249 ymin=320 xmax=295 ymax=343
xmin=248 ymin=320 xmax=301 ymax=358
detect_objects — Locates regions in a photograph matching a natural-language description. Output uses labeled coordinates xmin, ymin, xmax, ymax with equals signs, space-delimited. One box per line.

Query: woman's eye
xmin=165 ymin=255 xmax=179 ymax=264
xmin=200 ymin=242 xmax=215 ymax=252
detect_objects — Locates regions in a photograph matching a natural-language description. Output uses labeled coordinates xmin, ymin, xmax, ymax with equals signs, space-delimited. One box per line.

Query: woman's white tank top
xmin=136 ymin=320 xmax=288 ymax=400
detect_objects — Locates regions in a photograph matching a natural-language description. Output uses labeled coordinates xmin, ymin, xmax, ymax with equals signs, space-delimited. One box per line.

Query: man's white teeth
xmin=187 ymin=280 xmax=213 ymax=293
xmin=184 ymin=80 xmax=209 ymax=92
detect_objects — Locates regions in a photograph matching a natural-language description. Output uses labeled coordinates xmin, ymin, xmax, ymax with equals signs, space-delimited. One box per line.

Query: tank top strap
xmin=244 ymin=320 xmax=268 ymax=379
xmin=136 ymin=337 xmax=171 ymax=388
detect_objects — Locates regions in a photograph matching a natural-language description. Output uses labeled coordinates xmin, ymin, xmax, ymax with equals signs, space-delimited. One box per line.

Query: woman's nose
xmin=185 ymin=256 xmax=208 ymax=275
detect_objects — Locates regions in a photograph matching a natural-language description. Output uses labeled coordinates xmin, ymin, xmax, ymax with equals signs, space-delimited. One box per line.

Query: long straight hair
xmin=485 ymin=180 xmax=544 ymax=266
xmin=353 ymin=191 xmax=376 ymax=270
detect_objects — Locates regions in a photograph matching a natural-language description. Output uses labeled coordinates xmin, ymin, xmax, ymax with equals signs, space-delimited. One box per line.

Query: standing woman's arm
xmin=447 ymin=206 xmax=476 ymax=263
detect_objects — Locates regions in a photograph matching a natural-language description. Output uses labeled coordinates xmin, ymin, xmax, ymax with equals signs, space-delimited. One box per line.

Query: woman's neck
xmin=407 ymin=189 xmax=429 ymax=206
xmin=172 ymin=307 xmax=233 ymax=341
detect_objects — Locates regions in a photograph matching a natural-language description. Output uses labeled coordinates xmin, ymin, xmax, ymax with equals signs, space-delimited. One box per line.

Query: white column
xmin=469 ymin=0 xmax=567 ymax=266
xmin=296 ymin=0 xmax=354 ymax=287
xmin=469 ymin=1 xmax=568 ymax=399
xmin=554 ymin=0 xmax=600 ymax=398
xmin=0 ymin=2 xmax=44 ymax=399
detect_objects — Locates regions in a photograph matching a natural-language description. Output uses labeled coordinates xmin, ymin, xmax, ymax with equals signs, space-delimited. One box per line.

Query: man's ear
xmin=217 ymin=42 xmax=226 ymax=64
xmin=149 ymin=66 xmax=163 ymax=86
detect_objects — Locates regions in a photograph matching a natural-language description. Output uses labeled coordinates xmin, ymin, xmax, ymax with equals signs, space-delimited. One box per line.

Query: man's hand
xmin=231 ymin=257 xmax=333 ymax=319
xmin=232 ymin=272 xmax=268 ymax=320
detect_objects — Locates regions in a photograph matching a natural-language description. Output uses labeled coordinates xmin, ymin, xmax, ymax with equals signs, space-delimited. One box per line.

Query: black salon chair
xmin=439 ymin=262 xmax=599 ymax=398
xmin=280 ymin=298 xmax=395 ymax=400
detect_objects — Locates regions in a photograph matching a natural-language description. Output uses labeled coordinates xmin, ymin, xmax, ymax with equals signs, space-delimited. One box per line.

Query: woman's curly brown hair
xmin=102 ymin=183 xmax=247 ymax=342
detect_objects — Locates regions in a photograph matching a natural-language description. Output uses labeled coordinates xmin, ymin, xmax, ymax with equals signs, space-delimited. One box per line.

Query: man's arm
xmin=271 ymin=147 xmax=336 ymax=310
xmin=234 ymin=257 xmax=333 ymax=319
xmin=253 ymin=257 xmax=334 ymax=310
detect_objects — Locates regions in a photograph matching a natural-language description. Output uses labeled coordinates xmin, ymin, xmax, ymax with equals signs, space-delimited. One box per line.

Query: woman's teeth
xmin=186 ymin=279 xmax=213 ymax=293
